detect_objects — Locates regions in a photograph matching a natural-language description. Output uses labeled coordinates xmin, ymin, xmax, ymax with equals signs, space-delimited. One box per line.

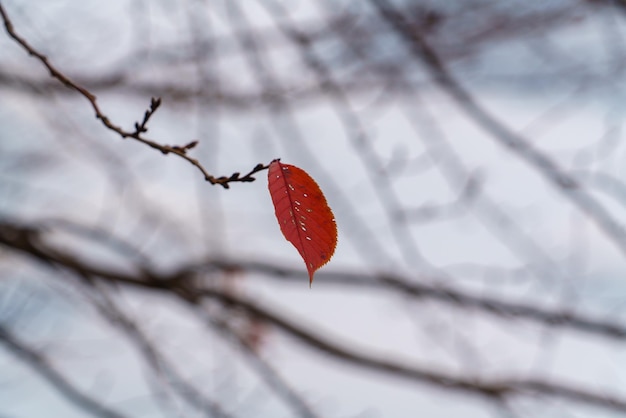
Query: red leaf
xmin=268 ymin=160 xmax=337 ymax=286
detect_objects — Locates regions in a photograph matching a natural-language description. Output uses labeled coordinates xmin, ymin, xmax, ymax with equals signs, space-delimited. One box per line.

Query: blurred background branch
xmin=1 ymin=0 xmax=626 ymax=417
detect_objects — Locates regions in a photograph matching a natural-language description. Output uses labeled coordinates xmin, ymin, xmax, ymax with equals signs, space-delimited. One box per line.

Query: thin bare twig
xmin=0 ymin=2 xmax=269 ymax=189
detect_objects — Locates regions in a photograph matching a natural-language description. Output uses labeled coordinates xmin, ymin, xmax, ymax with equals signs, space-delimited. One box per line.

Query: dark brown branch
xmin=0 ymin=324 xmax=129 ymax=418
xmin=3 ymin=219 xmax=626 ymax=342
xmin=2 ymin=220 xmax=626 ymax=412
xmin=0 ymin=225 xmax=319 ymax=418
xmin=0 ymin=2 xmax=269 ymax=189
xmin=195 ymin=287 xmax=626 ymax=412
xmin=201 ymin=258 xmax=626 ymax=341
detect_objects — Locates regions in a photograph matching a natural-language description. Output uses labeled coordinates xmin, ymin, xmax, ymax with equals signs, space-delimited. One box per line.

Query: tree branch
xmin=195 ymin=287 xmax=626 ymax=412
xmin=1 ymin=220 xmax=626 ymax=412
xmin=200 ymin=258 xmax=626 ymax=342
xmin=0 ymin=2 xmax=269 ymax=189
xmin=3 ymin=218 xmax=626 ymax=342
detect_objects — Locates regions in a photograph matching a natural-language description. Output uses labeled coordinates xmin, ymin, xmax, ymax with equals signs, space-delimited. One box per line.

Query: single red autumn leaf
xmin=267 ymin=159 xmax=337 ymax=286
